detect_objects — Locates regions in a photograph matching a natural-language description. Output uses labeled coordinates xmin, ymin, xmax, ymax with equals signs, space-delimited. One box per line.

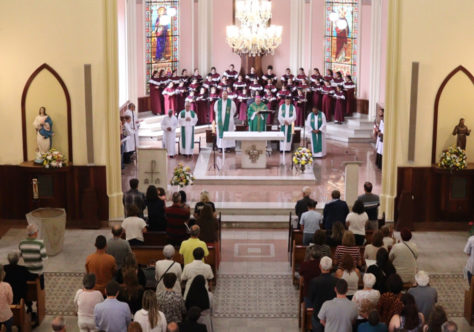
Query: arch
xmin=432 ymin=65 xmax=474 ymax=164
xmin=21 ymin=63 xmax=72 ymax=162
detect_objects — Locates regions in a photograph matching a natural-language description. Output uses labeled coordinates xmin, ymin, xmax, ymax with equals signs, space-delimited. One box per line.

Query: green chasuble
xmin=217 ymin=99 xmax=232 ymax=139
xmin=179 ymin=110 xmax=196 ymax=149
xmin=310 ymin=112 xmax=323 ymax=154
xmin=280 ymin=104 xmax=294 ymax=143
xmin=247 ymin=102 xmax=268 ymax=132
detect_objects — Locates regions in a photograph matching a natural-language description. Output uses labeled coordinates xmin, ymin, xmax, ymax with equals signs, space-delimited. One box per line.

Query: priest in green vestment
xmin=247 ymin=95 xmax=268 ymax=132
xmin=305 ymin=106 xmax=327 ymax=157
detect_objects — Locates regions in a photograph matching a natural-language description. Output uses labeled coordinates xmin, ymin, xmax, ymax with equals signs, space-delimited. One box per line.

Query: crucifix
xmin=144 ymin=160 xmax=160 ymax=185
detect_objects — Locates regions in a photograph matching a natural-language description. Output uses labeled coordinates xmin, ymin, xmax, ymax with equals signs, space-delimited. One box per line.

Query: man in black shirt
xmin=308 ymin=256 xmax=338 ymax=332
xmin=295 ymin=186 xmax=315 ymax=225
xmin=4 ymin=252 xmax=34 ymax=304
xmin=322 ymin=190 xmax=349 ymax=233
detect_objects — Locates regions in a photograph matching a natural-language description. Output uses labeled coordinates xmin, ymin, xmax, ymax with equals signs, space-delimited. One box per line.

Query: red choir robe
xmin=249 ymin=83 xmax=263 ymax=95
xmin=333 ymin=90 xmax=346 ymax=122
xmin=217 ymin=82 xmax=229 ymax=91
xmin=296 ymin=74 xmax=307 ymax=85
xmin=277 ymin=90 xmax=291 ymax=106
xmin=162 ymin=87 xmax=177 ymax=112
xmin=295 ymin=95 xmax=307 ymax=127
xmin=332 ymin=78 xmax=344 ymax=88
xmin=237 ymin=92 xmax=250 ymax=122
xmin=262 ymin=73 xmax=277 ymax=84
xmin=210 ymin=73 xmax=221 ymax=85
xmin=264 ymin=84 xmax=278 ymax=94
xmin=149 ymin=79 xmax=163 ymax=115
xmin=310 ymin=74 xmax=323 ymax=84
xmin=180 ymin=76 xmax=190 ymax=85
xmin=208 ymin=93 xmax=220 ymax=123
xmin=311 ymin=83 xmax=323 ymax=111
xmin=185 ymin=95 xmax=197 ymax=112
xmin=245 ymin=73 xmax=258 ymax=83
xmin=263 ymin=92 xmax=277 ymax=124
xmin=321 ymin=85 xmax=335 ymax=121
xmin=191 ymin=74 xmax=202 ymax=83
xmin=233 ymin=81 xmax=248 ymax=92
xmin=188 ymin=83 xmax=200 ymax=94
xmin=281 ymin=74 xmax=294 ymax=85
xmin=344 ymin=81 xmax=356 ymax=115
xmin=224 ymin=70 xmax=239 ymax=82
xmin=195 ymin=93 xmax=208 ymax=124
xmin=175 ymin=86 xmax=187 ymax=112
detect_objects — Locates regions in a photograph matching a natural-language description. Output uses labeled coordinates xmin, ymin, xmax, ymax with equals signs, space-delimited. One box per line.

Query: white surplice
xmin=305 ymin=112 xmax=327 ymax=158
xmin=161 ymin=114 xmax=178 ymax=156
xmin=214 ymin=98 xmax=236 ymax=149
xmin=278 ymin=104 xmax=297 ymax=151
xmin=178 ymin=110 xmax=198 ymax=155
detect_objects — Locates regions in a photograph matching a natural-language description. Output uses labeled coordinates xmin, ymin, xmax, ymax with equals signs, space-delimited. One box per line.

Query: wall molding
xmin=368 ymin=0 xmax=382 ymax=120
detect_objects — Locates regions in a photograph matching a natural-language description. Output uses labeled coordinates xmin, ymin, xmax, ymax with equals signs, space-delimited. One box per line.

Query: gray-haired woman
xmin=74 ymin=273 xmax=104 ymax=332
xmin=155 ymin=245 xmax=182 ymax=294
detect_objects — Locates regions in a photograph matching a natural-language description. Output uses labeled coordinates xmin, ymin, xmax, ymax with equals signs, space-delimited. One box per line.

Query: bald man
xmin=179 ymin=225 xmax=209 ymax=265
xmin=106 ymin=225 xmax=131 ymax=269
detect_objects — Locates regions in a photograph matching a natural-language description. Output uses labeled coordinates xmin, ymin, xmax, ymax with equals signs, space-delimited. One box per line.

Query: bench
xmin=301 ymin=302 xmax=314 ymax=332
xmin=289 ymin=229 xmax=303 ymax=265
xmin=10 ymin=298 xmax=31 ymax=332
xmin=25 ymin=278 xmax=45 ymax=325
xmin=464 ymin=278 xmax=474 ymax=325
xmin=143 ymin=232 xmax=168 ymax=246
xmin=291 ymin=241 xmax=307 ymax=286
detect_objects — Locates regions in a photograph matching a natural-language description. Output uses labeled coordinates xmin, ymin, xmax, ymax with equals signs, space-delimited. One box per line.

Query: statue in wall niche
xmin=33 ymin=106 xmax=54 ymax=163
xmin=452 ymin=118 xmax=471 ymax=150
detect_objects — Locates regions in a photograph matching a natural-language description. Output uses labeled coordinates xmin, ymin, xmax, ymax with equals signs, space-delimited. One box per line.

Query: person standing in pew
xmin=299 ymin=200 xmax=322 ymax=246
xmin=155 ymin=245 xmax=183 ymax=294
xmin=145 ymin=186 xmax=167 ymax=232
xmin=4 ymin=252 xmax=33 ymax=305
xmin=19 ymin=223 xmax=47 ymax=290
xmin=179 ymin=226 xmax=209 ymax=266
xmin=166 ymin=193 xmax=190 ymax=246
xmin=322 ymin=190 xmax=349 ymax=234
xmin=181 ymin=248 xmax=214 ymax=299
xmin=0 ymin=265 xmax=13 ymax=332
xmin=85 ymin=236 xmax=117 ymax=295
xmin=122 ymin=205 xmax=148 ymax=246
xmin=106 ymin=226 xmax=131 ymax=270
xmin=295 ymin=186 xmax=315 ymax=226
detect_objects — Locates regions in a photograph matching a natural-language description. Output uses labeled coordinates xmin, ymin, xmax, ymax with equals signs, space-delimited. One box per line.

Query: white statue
xmin=33 ymin=106 xmax=54 ymax=163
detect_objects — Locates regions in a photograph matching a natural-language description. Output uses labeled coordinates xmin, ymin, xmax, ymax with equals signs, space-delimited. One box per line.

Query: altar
xmin=222 ymin=131 xmax=285 ymax=168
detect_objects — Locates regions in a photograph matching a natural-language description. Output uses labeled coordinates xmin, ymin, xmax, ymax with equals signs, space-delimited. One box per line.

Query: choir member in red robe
xmin=321 ymin=80 xmax=335 ymax=121
xmin=277 ymin=85 xmax=291 ymax=106
xmin=296 ymin=67 xmax=307 ymax=86
xmin=175 ymin=82 xmax=187 ymax=112
xmin=310 ymin=68 xmax=323 ymax=84
xmin=188 ymin=78 xmax=200 ymax=95
xmin=264 ymin=82 xmax=277 ymax=94
xmin=149 ymin=70 xmax=163 ymax=115
xmin=245 ymin=67 xmax=258 ymax=84
xmin=249 ymin=79 xmax=263 ymax=95
xmin=281 ymin=68 xmax=294 ymax=85
xmin=209 ymin=67 xmax=221 ymax=85
xmin=343 ymin=75 xmax=356 ymax=115
xmin=332 ymin=71 xmax=344 ymax=88
xmin=185 ymin=91 xmax=197 ymax=112
xmin=217 ymin=77 xmax=229 ymax=92
xmin=170 ymin=69 xmax=180 ymax=86
xmin=191 ymin=68 xmax=202 ymax=83
xmin=180 ymin=69 xmax=190 ymax=85
xmin=333 ymin=85 xmax=346 ymax=123
xmin=202 ymin=74 xmax=213 ymax=90
xmin=195 ymin=87 xmax=208 ymax=124
xmin=324 ymin=69 xmax=334 ymax=84
xmin=226 ymin=86 xmax=238 ymax=105
xmin=238 ymin=88 xmax=250 ymax=122
xmin=233 ymin=75 xmax=248 ymax=92
xmin=261 ymin=66 xmax=277 ymax=85
xmin=311 ymin=80 xmax=323 ymax=111
xmin=224 ymin=64 xmax=239 ymax=83
xmin=295 ymin=88 xmax=307 ymax=127
xmin=263 ymin=88 xmax=277 ymax=124
xmin=286 ymin=78 xmax=297 ymax=95
xmin=162 ymin=82 xmax=177 ymax=113
xmin=208 ymin=86 xmax=219 ymax=123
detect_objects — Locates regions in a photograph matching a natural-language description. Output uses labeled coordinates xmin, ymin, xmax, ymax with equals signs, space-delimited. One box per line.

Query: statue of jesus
xmin=452 ymin=118 xmax=471 ymax=150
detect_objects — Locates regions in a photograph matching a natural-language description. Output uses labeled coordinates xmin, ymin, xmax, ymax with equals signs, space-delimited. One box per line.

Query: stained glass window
xmin=324 ymin=0 xmax=359 ymax=84
xmin=145 ymin=0 xmax=179 ymax=93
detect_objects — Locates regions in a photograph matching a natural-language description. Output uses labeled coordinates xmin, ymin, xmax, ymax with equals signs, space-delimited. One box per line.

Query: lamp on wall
xmin=226 ymin=0 xmax=282 ymax=57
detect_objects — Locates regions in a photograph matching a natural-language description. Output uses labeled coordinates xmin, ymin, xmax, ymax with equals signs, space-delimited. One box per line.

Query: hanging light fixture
xmin=226 ymin=0 xmax=282 ymax=57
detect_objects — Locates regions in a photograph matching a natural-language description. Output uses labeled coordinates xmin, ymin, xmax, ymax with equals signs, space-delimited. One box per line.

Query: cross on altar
xmin=144 ymin=160 xmax=160 ymax=185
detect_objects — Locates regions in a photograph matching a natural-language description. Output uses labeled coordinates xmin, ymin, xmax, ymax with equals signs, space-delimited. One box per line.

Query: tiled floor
xmin=1 ymin=227 xmax=473 ymax=331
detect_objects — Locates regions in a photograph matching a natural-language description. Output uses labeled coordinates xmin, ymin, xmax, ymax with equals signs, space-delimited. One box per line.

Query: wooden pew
xmin=143 ymin=232 xmax=169 ymax=246
xmin=289 ymin=229 xmax=303 ymax=266
xmin=301 ymin=302 xmax=314 ymax=332
xmin=464 ymin=278 xmax=474 ymax=325
xmin=291 ymin=241 xmax=307 ymax=286
xmin=10 ymin=298 xmax=31 ymax=332
xmin=288 ymin=212 xmax=293 ymax=252
xmin=26 ymin=278 xmax=45 ymax=325
xmin=298 ymin=277 xmax=304 ymax=328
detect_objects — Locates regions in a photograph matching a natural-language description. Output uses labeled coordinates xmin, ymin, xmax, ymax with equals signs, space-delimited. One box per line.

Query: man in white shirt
xmin=121 ymin=205 xmax=147 ymax=246
xmin=161 ymin=109 xmax=178 ymax=158
xmin=181 ymin=247 xmax=214 ymax=299
xmin=299 ymin=200 xmax=322 ymax=245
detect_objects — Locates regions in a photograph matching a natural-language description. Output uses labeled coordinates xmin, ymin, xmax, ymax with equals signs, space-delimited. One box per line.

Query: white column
xmin=343 ymin=161 xmax=362 ymax=207
xmin=191 ymin=0 xmax=196 ymax=70
xmin=197 ymin=0 xmax=212 ymax=74
xmin=127 ymin=0 xmax=138 ymax=105
xmin=290 ymin=0 xmax=304 ymax=72
xmin=368 ymin=0 xmax=382 ymax=121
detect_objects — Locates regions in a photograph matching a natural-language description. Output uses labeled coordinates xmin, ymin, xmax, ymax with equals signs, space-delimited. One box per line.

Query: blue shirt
xmin=357 ymin=322 xmax=388 ymax=332
xmin=94 ymin=298 xmax=131 ymax=332
xmin=299 ymin=210 xmax=322 ymax=234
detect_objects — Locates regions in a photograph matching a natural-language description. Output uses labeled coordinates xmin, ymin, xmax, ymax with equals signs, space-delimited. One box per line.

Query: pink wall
xmin=358 ymin=2 xmax=371 ymax=99
xmin=379 ymin=0 xmax=388 ymax=105
xmin=261 ymin=0 xmax=291 ymax=76
xmin=311 ymin=0 xmax=325 ymax=71
xmin=179 ymin=0 xmax=193 ymax=71
xmin=136 ymin=0 xmax=145 ymax=97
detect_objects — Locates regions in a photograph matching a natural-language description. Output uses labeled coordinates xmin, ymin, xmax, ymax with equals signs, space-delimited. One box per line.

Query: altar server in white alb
xmin=214 ymin=90 xmax=236 ymax=150
xmin=278 ymin=96 xmax=297 ymax=152
xmin=123 ymin=107 xmax=139 ymax=163
xmin=178 ymin=102 xmax=198 ymax=156
xmin=161 ymin=109 xmax=178 ymax=158
xmin=305 ymin=107 xmax=327 ymax=158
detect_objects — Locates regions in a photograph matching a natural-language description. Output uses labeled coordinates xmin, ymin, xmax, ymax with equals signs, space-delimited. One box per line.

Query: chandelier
xmin=226 ymin=0 xmax=282 ymax=57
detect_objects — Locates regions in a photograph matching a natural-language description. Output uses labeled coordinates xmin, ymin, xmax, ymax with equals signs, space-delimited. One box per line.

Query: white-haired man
xmin=307 ymin=256 xmax=337 ymax=332
xmin=408 ymin=270 xmax=438 ymax=321
xmin=155 ymin=244 xmax=183 ymax=294
xmin=351 ymin=273 xmax=380 ymax=320
xmin=19 ymin=224 xmax=47 ymax=289
xmin=295 ymin=186 xmax=315 ymax=224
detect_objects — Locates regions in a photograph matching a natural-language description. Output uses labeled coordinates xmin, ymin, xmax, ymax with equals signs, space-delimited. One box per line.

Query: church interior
xmin=1 ymin=0 xmax=474 ymax=331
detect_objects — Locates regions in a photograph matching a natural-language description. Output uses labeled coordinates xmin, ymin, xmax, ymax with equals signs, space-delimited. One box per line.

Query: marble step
xmin=138 ymin=124 xmax=211 ymax=139
xmin=211 ymin=202 xmax=324 ymax=215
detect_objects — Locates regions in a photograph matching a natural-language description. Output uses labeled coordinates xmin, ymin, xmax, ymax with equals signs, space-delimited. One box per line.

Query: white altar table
xmin=222 ymin=132 xmax=285 ymax=168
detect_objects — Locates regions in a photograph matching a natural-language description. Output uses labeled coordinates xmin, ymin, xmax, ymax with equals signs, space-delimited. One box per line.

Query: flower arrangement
xmin=170 ymin=163 xmax=195 ymax=187
xmin=293 ymin=147 xmax=313 ymax=172
xmin=42 ymin=148 xmax=67 ymax=168
xmin=438 ymin=145 xmax=467 ymax=171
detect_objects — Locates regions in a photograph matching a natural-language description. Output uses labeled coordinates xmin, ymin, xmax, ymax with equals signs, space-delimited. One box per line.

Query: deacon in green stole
xmin=305 ymin=107 xmax=327 ymax=157
xmin=178 ymin=103 xmax=198 ymax=156
xmin=247 ymin=95 xmax=269 ymax=132
xmin=278 ymin=97 xmax=297 ymax=152
xmin=213 ymin=91 xmax=236 ymax=149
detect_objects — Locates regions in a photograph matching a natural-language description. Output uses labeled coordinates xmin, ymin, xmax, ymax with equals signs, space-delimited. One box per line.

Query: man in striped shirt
xmin=19 ymin=224 xmax=47 ymax=289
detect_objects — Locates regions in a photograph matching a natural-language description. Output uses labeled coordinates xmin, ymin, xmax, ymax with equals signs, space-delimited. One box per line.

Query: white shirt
xmin=133 ymin=309 xmax=167 ymax=332
xmin=121 ymin=216 xmax=147 ymax=242
xmin=155 ymin=259 xmax=182 ymax=294
xmin=465 ymin=235 xmax=474 ymax=274
xmin=182 ymin=260 xmax=214 ymax=299
xmin=346 ymin=212 xmax=369 ymax=236
xmin=73 ymin=289 xmax=104 ymax=318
